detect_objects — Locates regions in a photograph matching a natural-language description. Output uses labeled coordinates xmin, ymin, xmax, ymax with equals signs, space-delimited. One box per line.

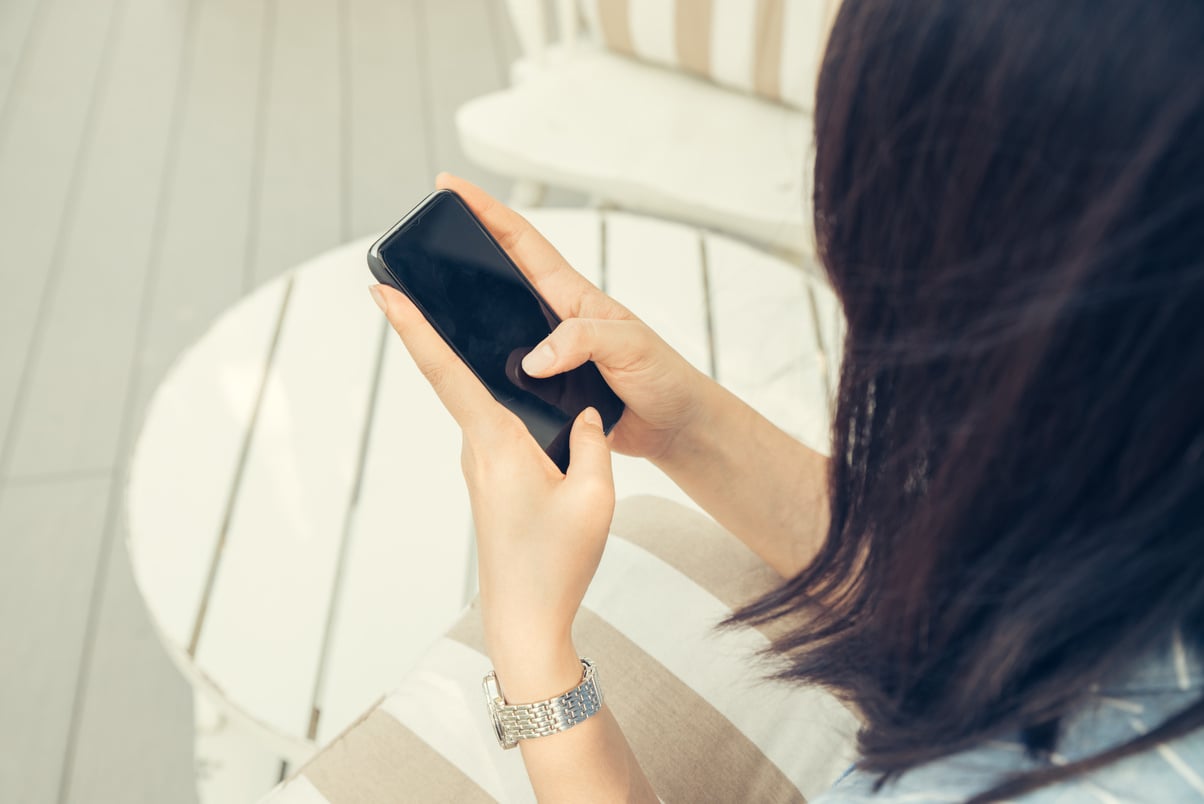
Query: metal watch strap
xmin=482 ymin=658 xmax=603 ymax=749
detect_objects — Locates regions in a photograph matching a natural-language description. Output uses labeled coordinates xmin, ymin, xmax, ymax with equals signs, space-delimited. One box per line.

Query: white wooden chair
xmin=126 ymin=209 xmax=843 ymax=802
xmin=458 ymin=0 xmax=841 ymax=260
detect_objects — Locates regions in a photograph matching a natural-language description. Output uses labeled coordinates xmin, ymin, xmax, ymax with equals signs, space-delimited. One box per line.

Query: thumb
xmin=566 ymin=407 xmax=614 ymax=490
xmin=521 ymin=318 xmax=651 ymax=378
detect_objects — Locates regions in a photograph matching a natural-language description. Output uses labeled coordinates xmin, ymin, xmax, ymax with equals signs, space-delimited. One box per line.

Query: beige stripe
xmin=608 ymin=496 xmax=798 ymax=639
xmin=301 ymin=707 xmax=494 ymax=804
xmin=674 ymin=0 xmax=714 ymax=75
xmin=596 ymin=0 xmax=635 ymax=55
xmin=753 ymin=0 xmax=786 ymax=100
xmin=448 ymin=602 xmax=807 ymax=803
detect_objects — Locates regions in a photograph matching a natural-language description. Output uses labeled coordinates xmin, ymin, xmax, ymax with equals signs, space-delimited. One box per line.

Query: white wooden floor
xmin=0 ymin=1 xmax=542 ymax=801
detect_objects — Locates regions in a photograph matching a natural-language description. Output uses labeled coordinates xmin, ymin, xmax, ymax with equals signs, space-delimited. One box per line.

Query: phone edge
xmin=366 ymin=189 xmax=625 ymax=438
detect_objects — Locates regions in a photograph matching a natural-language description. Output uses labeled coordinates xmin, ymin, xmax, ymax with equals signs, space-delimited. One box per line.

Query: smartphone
xmin=367 ymin=189 xmax=625 ymax=472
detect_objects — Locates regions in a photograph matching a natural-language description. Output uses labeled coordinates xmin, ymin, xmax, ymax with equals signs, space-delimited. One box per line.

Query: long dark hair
xmin=726 ymin=0 xmax=1204 ymax=798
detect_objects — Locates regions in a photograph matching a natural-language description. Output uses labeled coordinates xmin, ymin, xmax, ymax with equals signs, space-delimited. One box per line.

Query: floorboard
xmin=60 ymin=523 xmax=198 ymax=804
xmin=0 ymin=0 xmax=42 ymax=121
xmin=125 ymin=0 xmax=271 ymax=439
xmin=0 ymin=476 xmax=112 ymax=804
xmin=345 ymin=0 xmax=431 ymax=239
xmin=487 ymin=0 xmax=522 ymax=76
xmin=0 ymin=0 xmax=120 ymax=473
xmin=66 ymin=0 xmax=273 ymax=799
xmin=247 ymin=0 xmax=344 ymax=288
xmin=6 ymin=0 xmax=194 ymax=479
xmin=420 ymin=0 xmax=511 ymax=198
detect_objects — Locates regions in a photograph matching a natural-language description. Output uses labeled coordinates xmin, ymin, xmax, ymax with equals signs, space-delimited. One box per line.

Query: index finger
xmin=435 ymin=173 xmax=613 ymax=319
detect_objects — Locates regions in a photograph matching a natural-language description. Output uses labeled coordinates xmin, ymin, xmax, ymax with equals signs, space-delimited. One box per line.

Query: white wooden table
xmin=125 ymin=209 xmax=842 ymax=801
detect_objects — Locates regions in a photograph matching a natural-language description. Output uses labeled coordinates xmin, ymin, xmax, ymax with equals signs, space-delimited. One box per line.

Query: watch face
xmin=490 ymin=708 xmax=507 ymax=748
xmin=482 ymin=673 xmax=509 ymax=749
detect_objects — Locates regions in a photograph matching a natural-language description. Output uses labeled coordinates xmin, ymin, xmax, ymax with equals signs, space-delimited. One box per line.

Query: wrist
xmin=653 ymin=379 xmax=746 ymax=472
xmin=489 ymin=638 xmax=583 ymax=704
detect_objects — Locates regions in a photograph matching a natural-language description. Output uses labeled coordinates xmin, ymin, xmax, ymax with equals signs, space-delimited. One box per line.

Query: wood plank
xmin=126 ymin=278 xmax=289 ymax=653
xmin=313 ymin=333 xmax=471 ymax=744
xmin=0 ymin=0 xmax=41 ymax=118
xmin=489 ymin=0 xmax=525 ymax=68
xmin=779 ymin=0 xmax=830 ymax=112
xmin=248 ymin=0 xmax=344 ymax=288
xmin=195 ymin=245 xmax=381 ymax=742
xmin=526 ymin=207 xmax=602 ymax=287
xmin=421 ymin=0 xmax=511 ymax=198
xmin=73 ymin=3 xmax=280 ymax=799
xmin=345 ymin=0 xmax=430 ymax=240
xmin=6 ymin=0 xmax=193 ymax=478
xmin=127 ymin=0 xmax=271 ymax=455
xmin=0 ymin=475 xmax=111 ymax=804
xmin=604 ymin=212 xmax=710 ymax=372
xmin=0 ymin=0 xmax=120 ymax=469
xmin=705 ymin=233 xmax=832 ymax=454
xmin=60 ymin=514 xmax=198 ymax=804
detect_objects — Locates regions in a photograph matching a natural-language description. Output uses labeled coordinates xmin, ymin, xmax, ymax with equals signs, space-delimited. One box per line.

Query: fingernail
xmin=583 ymin=407 xmax=602 ymax=429
xmin=522 ymin=342 xmax=555 ymax=375
xmin=368 ymin=285 xmax=387 ymax=313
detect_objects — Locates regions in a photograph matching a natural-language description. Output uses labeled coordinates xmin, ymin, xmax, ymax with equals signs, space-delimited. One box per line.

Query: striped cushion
xmin=260 ymin=496 xmax=860 ymax=803
xmin=578 ymin=0 xmax=842 ymax=112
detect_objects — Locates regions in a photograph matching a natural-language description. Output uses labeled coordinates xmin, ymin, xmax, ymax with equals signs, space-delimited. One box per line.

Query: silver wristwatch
xmin=482 ymin=658 xmax=603 ymax=749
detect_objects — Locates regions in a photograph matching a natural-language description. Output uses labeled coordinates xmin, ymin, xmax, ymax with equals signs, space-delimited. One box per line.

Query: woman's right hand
xmin=437 ymin=173 xmax=712 ymax=462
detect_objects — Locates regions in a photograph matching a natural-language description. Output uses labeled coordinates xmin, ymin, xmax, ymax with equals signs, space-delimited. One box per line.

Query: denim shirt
xmin=817 ymin=632 xmax=1204 ymax=803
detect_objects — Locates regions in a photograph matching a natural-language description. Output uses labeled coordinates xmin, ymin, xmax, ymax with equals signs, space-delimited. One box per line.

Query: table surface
xmin=125 ymin=209 xmax=843 ymax=762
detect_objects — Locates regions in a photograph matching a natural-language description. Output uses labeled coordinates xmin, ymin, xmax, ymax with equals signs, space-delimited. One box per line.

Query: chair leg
xmin=509 ymin=179 xmax=548 ymax=208
xmin=192 ymin=690 xmax=286 ymax=804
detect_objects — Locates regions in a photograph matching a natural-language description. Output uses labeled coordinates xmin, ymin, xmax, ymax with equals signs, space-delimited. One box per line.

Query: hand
xmin=434 ymin=174 xmax=712 ymax=462
xmin=371 ymin=278 xmax=614 ymax=700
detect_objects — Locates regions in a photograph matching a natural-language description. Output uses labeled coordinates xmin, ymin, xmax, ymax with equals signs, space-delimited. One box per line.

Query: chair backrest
xmin=503 ymin=0 xmax=841 ymax=112
xmin=580 ymin=0 xmax=840 ymax=111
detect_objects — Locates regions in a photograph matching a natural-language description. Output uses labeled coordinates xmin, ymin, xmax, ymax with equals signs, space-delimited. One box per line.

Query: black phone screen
xmin=367 ymin=190 xmax=625 ymax=471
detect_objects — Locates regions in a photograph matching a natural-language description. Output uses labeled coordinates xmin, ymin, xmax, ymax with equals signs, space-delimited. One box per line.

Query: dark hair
xmin=725 ymin=0 xmax=1204 ymax=799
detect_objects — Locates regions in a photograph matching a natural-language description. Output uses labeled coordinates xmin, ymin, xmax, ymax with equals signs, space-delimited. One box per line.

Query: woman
xmin=367 ymin=0 xmax=1204 ymax=799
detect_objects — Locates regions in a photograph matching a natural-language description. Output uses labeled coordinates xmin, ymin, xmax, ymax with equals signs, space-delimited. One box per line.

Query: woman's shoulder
xmin=818 ymin=634 xmax=1204 ymax=803
xmin=821 ymin=729 xmax=1204 ymax=803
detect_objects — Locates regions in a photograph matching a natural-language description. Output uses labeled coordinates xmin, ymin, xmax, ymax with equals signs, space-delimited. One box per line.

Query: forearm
xmin=493 ymin=642 xmax=658 ymax=803
xmin=654 ymin=380 xmax=830 ymax=578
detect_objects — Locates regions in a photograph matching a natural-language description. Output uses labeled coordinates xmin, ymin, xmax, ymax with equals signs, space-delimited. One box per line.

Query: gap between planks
xmin=55 ymin=0 xmax=205 ymax=798
xmin=240 ymin=0 xmax=278 ymax=296
xmin=413 ymin=0 xmax=437 ymax=184
xmin=0 ymin=0 xmax=125 ymax=483
xmin=337 ymin=0 xmax=352 ymax=244
xmin=305 ymin=317 xmax=391 ymax=741
xmin=187 ymin=275 xmax=296 ymax=658
xmin=0 ymin=0 xmax=53 ymax=149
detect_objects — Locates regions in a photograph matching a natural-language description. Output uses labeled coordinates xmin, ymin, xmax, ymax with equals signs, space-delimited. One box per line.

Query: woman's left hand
xmin=371 ymin=283 xmax=615 ymax=700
